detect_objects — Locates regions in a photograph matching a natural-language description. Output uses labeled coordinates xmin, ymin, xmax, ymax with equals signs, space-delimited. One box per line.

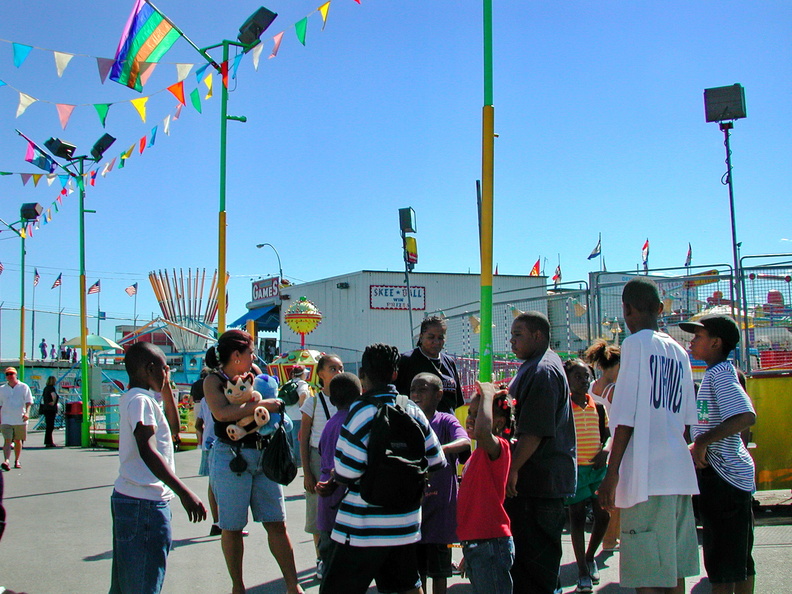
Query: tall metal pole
xmin=19 ymin=234 xmax=26 ymax=379
xmin=217 ymin=41 xmax=230 ymax=335
xmin=721 ymin=121 xmax=743 ymax=366
xmin=479 ymin=0 xmax=495 ymax=381
xmin=76 ymin=156 xmax=91 ymax=447
xmin=256 ymin=243 xmax=283 ymax=349
xmin=31 ymin=274 xmax=36 ymax=360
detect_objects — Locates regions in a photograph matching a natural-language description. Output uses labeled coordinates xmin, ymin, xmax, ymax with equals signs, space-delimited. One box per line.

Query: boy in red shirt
xmin=457 ymin=381 xmax=514 ymax=594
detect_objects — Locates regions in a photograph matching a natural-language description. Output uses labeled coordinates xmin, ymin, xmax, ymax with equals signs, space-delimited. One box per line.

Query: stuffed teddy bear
xmin=223 ymin=372 xmax=270 ymax=441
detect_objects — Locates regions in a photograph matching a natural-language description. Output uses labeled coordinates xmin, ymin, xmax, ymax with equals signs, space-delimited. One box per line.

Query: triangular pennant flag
xmin=19 ymin=226 xmax=26 ymax=239
xmin=89 ymin=170 xmax=97 ymax=186
xmin=118 ymin=156 xmax=126 ymax=169
xmin=20 ymin=174 xmax=32 ymax=186
xmin=32 ymin=174 xmax=42 ymax=187
xmin=231 ymin=54 xmax=243 ymax=80
xmin=270 ymin=32 xmax=284 ymax=58
xmin=203 ymin=73 xmax=213 ymax=99
xmin=53 ymin=52 xmax=75 ymax=77
xmin=167 ymin=81 xmax=186 ymax=105
xmin=12 ymin=43 xmax=33 ymax=68
xmin=94 ymin=103 xmax=110 ymax=127
xmin=319 ymin=2 xmax=331 ymax=30
xmin=139 ymin=62 xmax=157 ymax=87
xmin=0 ymin=80 xmax=5 ymax=88
xmin=190 ymin=88 xmax=202 ymax=113
xmin=46 ymin=174 xmax=57 ymax=186
xmin=139 ymin=136 xmax=146 ymax=154
xmin=16 ymin=92 xmax=36 ymax=117
xmin=58 ymin=175 xmax=69 ymax=188
xmin=27 ymin=224 xmax=33 ymax=238
xmin=175 ymin=63 xmax=192 ymax=82
xmin=163 ymin=114 xmax=172 ymax=135
xmin=220 ymin=61 xmax=229 ymax=88
xmin=174 ymin=103 xmax=183 ymax=120
xmin=195 ymin=63 xmax=210 ymax=82
xmin=149 ymin=125 xmax=158 ymax=147
xmin=295 ymin=17 xmax=308 ymax=46
xmin=56 ymin=194 xmax=63 ymax=206
xmin=96 ymin=57 xmax=114 ymax=84
xmin=252 ymin=43 xmax=264 ymax=70
xmin=130 ymin=97 xmax=148 ymax=122
xmin=56 ymin=104 xmax=76 ymax=129
xmin=46 ymin=208 xmax=52 ymax=222
xmin=54 ymin=201 xmax=59 ymax=212
xmin=102 ymin=158 xmax=116 ymax=176
xmin=124 ymin=144 xmax=135 ymax=159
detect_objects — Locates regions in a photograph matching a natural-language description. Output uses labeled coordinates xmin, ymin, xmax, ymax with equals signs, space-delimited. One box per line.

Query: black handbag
xmin=257 ymin=403 xmax=298 ymax=485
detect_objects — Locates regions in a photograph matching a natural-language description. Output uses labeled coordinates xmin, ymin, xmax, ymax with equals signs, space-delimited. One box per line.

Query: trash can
xmin=65 ymin=401 xmax=83 ymax=447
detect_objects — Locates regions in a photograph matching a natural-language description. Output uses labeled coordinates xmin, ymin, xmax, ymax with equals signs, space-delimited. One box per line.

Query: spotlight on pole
xmin=44 ymin=138 xmax=76 ymax=160
xmin=237 ymin=6 xmax=278 ymax=49
xmin=91 ymin=134 xmax=116 ymax=161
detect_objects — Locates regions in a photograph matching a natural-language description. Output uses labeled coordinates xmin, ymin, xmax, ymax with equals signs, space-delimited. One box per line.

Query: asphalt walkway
xmin=2 ymin=433 xmax=790 ymax=593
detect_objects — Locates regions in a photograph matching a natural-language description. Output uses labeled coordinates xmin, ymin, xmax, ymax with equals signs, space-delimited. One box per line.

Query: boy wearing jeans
xmin=680 ymin=314 xmax=756 ymax=593
xmin=598 ymin=277 xmax=699 ymax=593
xmin=111 ymin=342 xmax=206 ymax=593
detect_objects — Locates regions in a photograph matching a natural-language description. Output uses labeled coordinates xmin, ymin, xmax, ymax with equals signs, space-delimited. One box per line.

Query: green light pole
xmin=479 ymin=0 xmax=495 ymax=381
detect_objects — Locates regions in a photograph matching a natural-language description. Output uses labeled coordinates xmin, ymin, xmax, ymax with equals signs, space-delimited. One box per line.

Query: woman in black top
xmin=396 ymin=315 xmax=464 ymax=413
xmin=40 ymin=376 xmax=59 ymax=447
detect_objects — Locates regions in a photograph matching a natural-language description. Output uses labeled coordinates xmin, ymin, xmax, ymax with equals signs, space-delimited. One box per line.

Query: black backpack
xmin=357 ymin=394 xmax=429 ymax=511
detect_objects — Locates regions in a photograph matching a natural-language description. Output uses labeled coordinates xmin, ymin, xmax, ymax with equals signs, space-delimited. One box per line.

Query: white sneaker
xmin=315 ymin=559 xmax=324 ymax=581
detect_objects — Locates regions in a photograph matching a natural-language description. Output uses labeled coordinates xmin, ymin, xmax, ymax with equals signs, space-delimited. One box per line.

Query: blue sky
xmin=0 ymin=1 xmax=790 ymax=358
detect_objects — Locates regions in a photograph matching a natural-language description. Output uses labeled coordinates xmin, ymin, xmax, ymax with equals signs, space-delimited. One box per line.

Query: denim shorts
xmin=110 ymin=490 xmax=172 ymax=594
xmin=304 ymin=446 xmax=321 ymax=534
xmin=462 ymin=536 xmax=514 ymax=594
xmin=210 ymin=440 xmax=285 ymax=531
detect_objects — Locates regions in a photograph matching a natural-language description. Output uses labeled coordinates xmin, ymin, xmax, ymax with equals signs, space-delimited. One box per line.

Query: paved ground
xmin=2 ymin=432 xmax=791 ymax=593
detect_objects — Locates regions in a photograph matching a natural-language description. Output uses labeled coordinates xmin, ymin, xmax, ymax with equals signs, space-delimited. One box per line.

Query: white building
xmin=235 ymin=270 xmax=546 ymax=365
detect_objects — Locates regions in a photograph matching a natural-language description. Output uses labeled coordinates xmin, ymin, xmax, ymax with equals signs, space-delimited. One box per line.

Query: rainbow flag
xmin=110 ymin=0 xmax=181 ymax=92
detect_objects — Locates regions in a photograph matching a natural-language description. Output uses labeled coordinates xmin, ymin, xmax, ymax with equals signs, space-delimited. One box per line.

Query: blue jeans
xmin=463 ymin=536 xmax=515 ymax=594
xmin=110 ymin=490 xmax=172 ymax=594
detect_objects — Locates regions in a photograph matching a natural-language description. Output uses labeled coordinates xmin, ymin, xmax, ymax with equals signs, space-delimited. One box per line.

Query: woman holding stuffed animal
xmin=204 ymin=329 xmax=304 ymax=594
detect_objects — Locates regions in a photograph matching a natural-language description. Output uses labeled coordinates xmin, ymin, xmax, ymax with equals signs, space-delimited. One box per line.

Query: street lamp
xmin=256 ymin=242 xmax=283 ymax=349
xmin=704 ymin=83 xmax=746 ymax=365
xmin=197 ymin=7 xmax=277 ymax=334
xmin=0 ymin=202 xmax=42 ymax=380
xmin=42 ymin=133 xmax=115 ymax=447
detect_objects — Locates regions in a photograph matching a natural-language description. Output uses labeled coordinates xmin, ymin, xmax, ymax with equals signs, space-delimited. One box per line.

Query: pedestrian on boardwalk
xmin=0 ymin=367 xmax=33 ymax=471
xmin=40 ymin=376 xmax=60 ymax=448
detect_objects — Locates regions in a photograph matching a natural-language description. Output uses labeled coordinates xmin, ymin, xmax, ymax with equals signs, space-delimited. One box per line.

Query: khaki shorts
xmin=620 ymin=494 xmax=700 ymax=589
xmin=1 ymin=424 xmax=28 ymax=442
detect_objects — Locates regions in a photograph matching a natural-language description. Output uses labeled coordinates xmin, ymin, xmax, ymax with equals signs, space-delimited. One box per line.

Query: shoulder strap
xmin=317 ymin=391 xmax=331 ymax=420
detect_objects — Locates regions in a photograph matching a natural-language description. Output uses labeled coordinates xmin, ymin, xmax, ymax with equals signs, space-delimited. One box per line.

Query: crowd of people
xmin=2 ymin=277 xmax=758 ymax=593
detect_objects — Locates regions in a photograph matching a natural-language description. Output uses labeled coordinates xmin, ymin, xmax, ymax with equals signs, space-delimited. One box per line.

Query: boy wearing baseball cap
xmin=679 ymin=314 xmax=756 ymax=594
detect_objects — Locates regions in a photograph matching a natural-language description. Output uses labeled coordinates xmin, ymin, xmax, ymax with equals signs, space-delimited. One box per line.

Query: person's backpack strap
xmin=317 ymin=391 xmax=331 ymax=421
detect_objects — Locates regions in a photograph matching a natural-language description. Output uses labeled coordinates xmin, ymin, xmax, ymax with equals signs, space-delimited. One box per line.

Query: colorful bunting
xmin=53 ymin=51 xmax=74 ymax=77
xmin=175 ymin=63 xmax=192 ymax=82
xmin=167 ymin=81 xmax=186 ymax=105
xmin=149 ymin=125 xmax=157 ymax=147
xmin=270 ymin=32 xmax=284 ymax=58
xmin=319 ymin=2 xmax=331 ymax=30
xmin=16 ymin=92 xmax=36 ymax=117
xmin=139 ymin=136 xmax=146 ymax=154
xmin=94 ymin=103 xmax=110 ymax=127
xmin=189 ymin=88 xmax=202 ymax=113
xmin=252 ymin=43 xmax=264 ymax=70
xmin=203 ymin=74 xmax=213 ymax=99
xmin=295 ymin=18 xmax=308 ymax=46
xmin=12 ymin=43 xmax=33 ymax=68
xmin=96 ymin=57 xmax=114 ymax=83
xmin=56 ymin=103 xmax=76 ymax=129
xmin=130 ymin=96 xmax=148 ymax=122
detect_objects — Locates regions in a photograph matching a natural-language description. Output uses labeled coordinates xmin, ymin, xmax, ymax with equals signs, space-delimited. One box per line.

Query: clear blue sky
xmin=0 ymin=1 xmax=790 ymax=358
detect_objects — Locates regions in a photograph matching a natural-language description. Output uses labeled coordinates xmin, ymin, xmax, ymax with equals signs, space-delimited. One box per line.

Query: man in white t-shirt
xmin=110 ymin=342 xmax=206 ymax=593
xmin=0 ymin=367 xmax=33 ymax=471
xmin=598 ymin=277 xmax=699 ymax=593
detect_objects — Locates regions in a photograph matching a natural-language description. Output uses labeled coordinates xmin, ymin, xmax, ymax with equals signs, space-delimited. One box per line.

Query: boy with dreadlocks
xmin=457 ymin=381 xmax=515 ymax=594
xmin=321 ymin=343 xmax=446 ymax=594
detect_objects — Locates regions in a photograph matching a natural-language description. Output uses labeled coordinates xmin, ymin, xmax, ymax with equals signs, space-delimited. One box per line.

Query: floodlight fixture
xmin=44 ymin=137 xmax=76 ymax=160
xmin=399 ymin=207 xmax=417 ymax=233
xmin=704 ymin=84 xmax=746 ymax=123
xmin=91 ymin=134 xmax=116 ymax=161
xmin=237 ymin=7 xmax=278 ymax=49
xmin=20 ymin=202 xmax=43 ymax=221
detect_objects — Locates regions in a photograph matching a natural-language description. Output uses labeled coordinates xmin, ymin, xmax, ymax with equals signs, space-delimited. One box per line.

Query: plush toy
xmin=223 ymin=372 xmax=270 ymax=441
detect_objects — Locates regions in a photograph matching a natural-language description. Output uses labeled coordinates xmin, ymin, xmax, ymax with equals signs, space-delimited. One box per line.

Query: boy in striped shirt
xmin=680 ymin=314 xmax=756 ymax=594
xmin=320 ymin=343 xmax=446 ymax=594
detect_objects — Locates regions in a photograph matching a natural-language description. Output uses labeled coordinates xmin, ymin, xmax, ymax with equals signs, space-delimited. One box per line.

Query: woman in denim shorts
xmin=204 ymin=330 xmax=304 ymax=594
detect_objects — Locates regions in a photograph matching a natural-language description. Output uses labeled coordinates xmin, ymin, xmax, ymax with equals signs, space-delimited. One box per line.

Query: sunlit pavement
xmin=2 ymin=437 xmax=790 ymax=593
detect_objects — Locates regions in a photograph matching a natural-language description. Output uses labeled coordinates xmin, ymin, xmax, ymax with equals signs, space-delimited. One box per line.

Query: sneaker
xmin=587 ymin=560 xmax=600 ymax=584
xmin=576 ymin=575 xmax=593 ymax=594
xmin=315 ymin=559 xmax=324 ymax=581
xmin=0 ymin=462 xmax=9 ymax=472
xmin=14 ymin=461 xmax=21 ymax=469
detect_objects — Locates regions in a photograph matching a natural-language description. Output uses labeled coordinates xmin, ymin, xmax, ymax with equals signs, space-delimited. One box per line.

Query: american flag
xmin=0 ymin=261 xmax=4 ymax=275
xmin=51 ymin=273 xmax=62 ymax=289
xmin=33 ymin=268 xmax=40 ymax=287
xmin=125 ymin=283 xmax=138 ymax=297
xmin=88 ymin=280 xmax=101 ymax=294
xmin=552 ymin=265 xmax=562 ymax=287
